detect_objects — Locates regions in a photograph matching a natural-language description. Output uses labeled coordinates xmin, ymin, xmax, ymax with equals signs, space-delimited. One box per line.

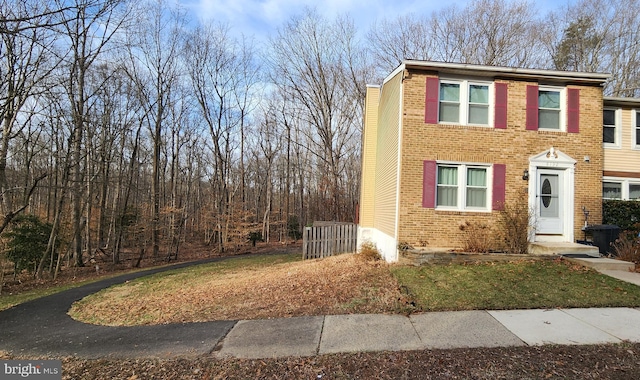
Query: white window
xmin=538 ymin=88 xmax=564 ymax=130
xmin=436 ymin=164 xmax=490 ymax=210
xmin=635 ymin=110 xmax=640 ymax=149
xmin=603 ymin=177 xmax=640 ymax=200
xmin=439 ymin=80 xmax=491 ymax=126
xmin=603 ymin=182 xmax=622 ymax=200
xmin=603 ymin=108 xmax=620 ymax=147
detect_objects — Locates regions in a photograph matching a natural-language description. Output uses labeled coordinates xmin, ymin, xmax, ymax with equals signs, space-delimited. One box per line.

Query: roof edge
xmin=402 ymin=60 xmax=610 ymax=85
xmin=604 ymin=96 xmax=640 ymax=107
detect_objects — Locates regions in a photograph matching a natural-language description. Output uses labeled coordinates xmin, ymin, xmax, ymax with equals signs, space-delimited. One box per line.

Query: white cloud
xmin=181 ymin=0 xmax=569 ymax=42
xmin=183 ymin=0 xmax=397 ymax=40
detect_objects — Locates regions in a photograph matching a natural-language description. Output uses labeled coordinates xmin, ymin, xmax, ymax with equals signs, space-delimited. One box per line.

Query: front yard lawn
xmin=392 ymin=258 xmax=640 ymax=311
xmin=68 ymin=254 xmax=640 ymax=326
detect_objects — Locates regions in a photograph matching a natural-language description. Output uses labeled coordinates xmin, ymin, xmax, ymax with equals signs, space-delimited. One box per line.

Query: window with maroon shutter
xmin=424 ymin=161 xmax=500 ymax=211
xmin=492 ymin=164 xmax=506 ymax=211
xmin=526 ymin=85 xmax=538 ymax=130
xmin=567 ymin=88 xmax=580 ymax=133
xmin=425 ymin=78 xmax=439 ymax=124
xmin=494 ymin=83 xmax=508 ymax=129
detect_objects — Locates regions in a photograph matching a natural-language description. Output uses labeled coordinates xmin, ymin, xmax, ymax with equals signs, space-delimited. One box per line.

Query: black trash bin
xmin=584 ymin=225 xmax=620 ymax=256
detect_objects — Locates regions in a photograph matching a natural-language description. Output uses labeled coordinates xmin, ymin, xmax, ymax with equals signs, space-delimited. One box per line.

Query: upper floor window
xmin=538 ymin=89 xmax=561 ymax=130
xmin=603 ymin=108 xmax=619 ymax=146
xmin=439 ymin=80 xmax=491 ymax=126
xmin=526 ymin=85 xmax=577 ymax=133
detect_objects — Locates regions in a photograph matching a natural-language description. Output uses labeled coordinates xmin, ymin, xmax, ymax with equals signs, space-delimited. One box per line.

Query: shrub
xmin=603 ymin=200 xmax=640 ymax=231
xmin=459 ymin=221 xmax=493 ymax=253
xmin=248 ymin=231 xmax=263 ymax=247
xmin=3 ymin=214 xmax=53 ymax=273
xmin=495 ymin=200 xmax=533 ymax=254
xmin=612 ymin=223 xmax=640 ymax=264
xmin=357 ymin=241 xmax=381 ymax=261
xmin=287 ymin=215 xmax=302 ymax=240
xmin=397 ymin=241 xmax=414 ymax=252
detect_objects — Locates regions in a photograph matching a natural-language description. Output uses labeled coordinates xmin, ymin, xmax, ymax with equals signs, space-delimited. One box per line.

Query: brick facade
xmin=396 ymin=70 xmax=604 ymax=249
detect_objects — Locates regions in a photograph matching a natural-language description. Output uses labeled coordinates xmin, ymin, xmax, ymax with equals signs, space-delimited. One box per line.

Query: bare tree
xmin=56 ymin=0 xmax=126 ymax=268
xmin=604 ymin=0 xmax=640 ymax=97
xmin=431 ymin=0 xmax=542 ymax=67
xmin=183 ymin=22 xmax=259 ymax=251
xmin=0 ymin=0 xmax=58 ymax=230
xmin=123 ymin=0 xmax=184 ymax=258
xmin=268 ymin=9 xmax=367 ymax=222
xmin=366 ymin=14 xmax=434 ymax=75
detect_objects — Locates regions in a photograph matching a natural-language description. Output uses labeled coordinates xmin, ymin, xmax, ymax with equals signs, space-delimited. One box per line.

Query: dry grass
xmin=69 ymin=254 xmax=407 ymax=326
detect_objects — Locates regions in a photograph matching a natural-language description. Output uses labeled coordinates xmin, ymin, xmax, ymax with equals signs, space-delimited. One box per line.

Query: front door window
xmin=540 ymin=174 xmax=559 ymax=218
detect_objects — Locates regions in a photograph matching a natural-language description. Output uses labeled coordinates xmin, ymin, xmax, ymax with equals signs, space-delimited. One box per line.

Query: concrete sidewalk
xmin=216 ymin=307 xmax=640 ymax=359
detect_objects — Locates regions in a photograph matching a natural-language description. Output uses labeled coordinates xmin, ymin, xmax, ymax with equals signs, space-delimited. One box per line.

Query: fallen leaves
xmin=69 ymin=254 xmax=406 ymax=326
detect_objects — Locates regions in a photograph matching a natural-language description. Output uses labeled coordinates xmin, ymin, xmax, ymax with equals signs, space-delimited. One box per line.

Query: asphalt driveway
xmin=0 ymin=257 xmax=237 ymax=358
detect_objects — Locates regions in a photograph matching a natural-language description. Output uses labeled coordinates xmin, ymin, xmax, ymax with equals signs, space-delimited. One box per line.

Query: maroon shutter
xmin=567 ymin=88 xmax=580 ymax=133
xmin=525 ymin=85 xmax=538 ymax=131
xmin=425 ymin=78 xmax=439 ymax=124
xmin=494 ymin=83 xmax=508 ymax=129
xmin=423 ymin=160 xmax=437 ymax=208
xmin=492 ymin=164 xmax=506 ymax=211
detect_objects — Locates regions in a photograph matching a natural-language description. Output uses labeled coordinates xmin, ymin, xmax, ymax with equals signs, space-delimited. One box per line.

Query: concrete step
xmin=564 ymin=257 xmax=636 ymax=272
xmin=529 ymin=242 xmax=600 ymax=257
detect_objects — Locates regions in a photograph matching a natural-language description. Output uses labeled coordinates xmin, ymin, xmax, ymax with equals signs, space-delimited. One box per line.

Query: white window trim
xmin=438 ymin=79 xmax=494 ymax=127
xmin=603 ymin=176 xmax=640 ymax=201
xmin=603 ymin=108 xmax=621 ymax=149
xmin=538 ymin=86 xmax=566 ymax=132
xmin=435 ymin=162 xmax=492 ymax=212
xmin=633 ymin=109 xmax=640 ymax=150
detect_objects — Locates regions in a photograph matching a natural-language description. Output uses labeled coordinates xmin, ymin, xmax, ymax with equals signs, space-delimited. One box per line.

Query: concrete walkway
xmin=1 ymin=256 xmax=640 ymax=359
xmin=215 ymin=308 xmax=640 ymax=359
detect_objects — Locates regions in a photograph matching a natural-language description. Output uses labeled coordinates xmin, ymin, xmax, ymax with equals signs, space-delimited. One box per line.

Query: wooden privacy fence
xmin=303 ymin=223 xmax=358 ymax=259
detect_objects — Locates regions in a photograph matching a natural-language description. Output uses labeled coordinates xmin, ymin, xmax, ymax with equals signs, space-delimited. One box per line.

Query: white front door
xmin=536 ymin=169 xmax=564 ymax=234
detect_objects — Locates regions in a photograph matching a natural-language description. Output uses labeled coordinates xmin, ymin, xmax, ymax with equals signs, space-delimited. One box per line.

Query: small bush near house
xmin=612 ymin=224 xmax=640 ymax=265
xmin=459 ymin=221 xmax=493 ymax=253
xmin=356 ymin=241 xmax=381 ymax=261
xmin=495 ymin=200 xmax=533 ymax=254
xmin=397 ymin=241 xmax=413 ymax=252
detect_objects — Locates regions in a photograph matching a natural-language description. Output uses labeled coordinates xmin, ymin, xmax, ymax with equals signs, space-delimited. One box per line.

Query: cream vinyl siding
xmin=359 ymin=86 xmax=380 ymax=228
xmin=373 ymin=72 xmax=402 ymax=237
xmin=604 ymin=108 xmax=640 ymax=172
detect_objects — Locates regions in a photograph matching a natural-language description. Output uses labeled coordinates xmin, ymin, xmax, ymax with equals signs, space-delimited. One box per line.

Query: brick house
xmin=602 ymin=97 xmax=640 ymax=201
xmin=358 ymin=61 xmax=610 ymax=262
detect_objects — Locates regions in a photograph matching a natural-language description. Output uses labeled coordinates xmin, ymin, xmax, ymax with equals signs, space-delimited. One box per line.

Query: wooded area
xmin=1 ymin=0 xmax=639 ymax=278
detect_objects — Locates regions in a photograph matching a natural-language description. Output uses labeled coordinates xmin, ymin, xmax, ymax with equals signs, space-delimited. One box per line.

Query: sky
xmin=181 ymin=0 xmax=571 ymax=41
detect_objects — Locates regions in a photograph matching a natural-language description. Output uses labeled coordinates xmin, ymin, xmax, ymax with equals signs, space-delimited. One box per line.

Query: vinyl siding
xmin=373 ymin=72 xmax=402 ymax=238
xmin=604 ymin=108 xmax=640 ymax=173
xmin=359 ymin=86 xmax=380 ymax=228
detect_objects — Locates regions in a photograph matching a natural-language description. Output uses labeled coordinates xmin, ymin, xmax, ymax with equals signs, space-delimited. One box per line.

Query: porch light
xmin=522 ymin=169 xmax=529 ymax=181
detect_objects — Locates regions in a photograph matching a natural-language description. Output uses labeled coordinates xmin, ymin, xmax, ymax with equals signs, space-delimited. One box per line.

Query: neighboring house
xmin=358 ymin=60 xmax=610 ymax=262
xmin=602 ymin=97 xmax=640 ymax=201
